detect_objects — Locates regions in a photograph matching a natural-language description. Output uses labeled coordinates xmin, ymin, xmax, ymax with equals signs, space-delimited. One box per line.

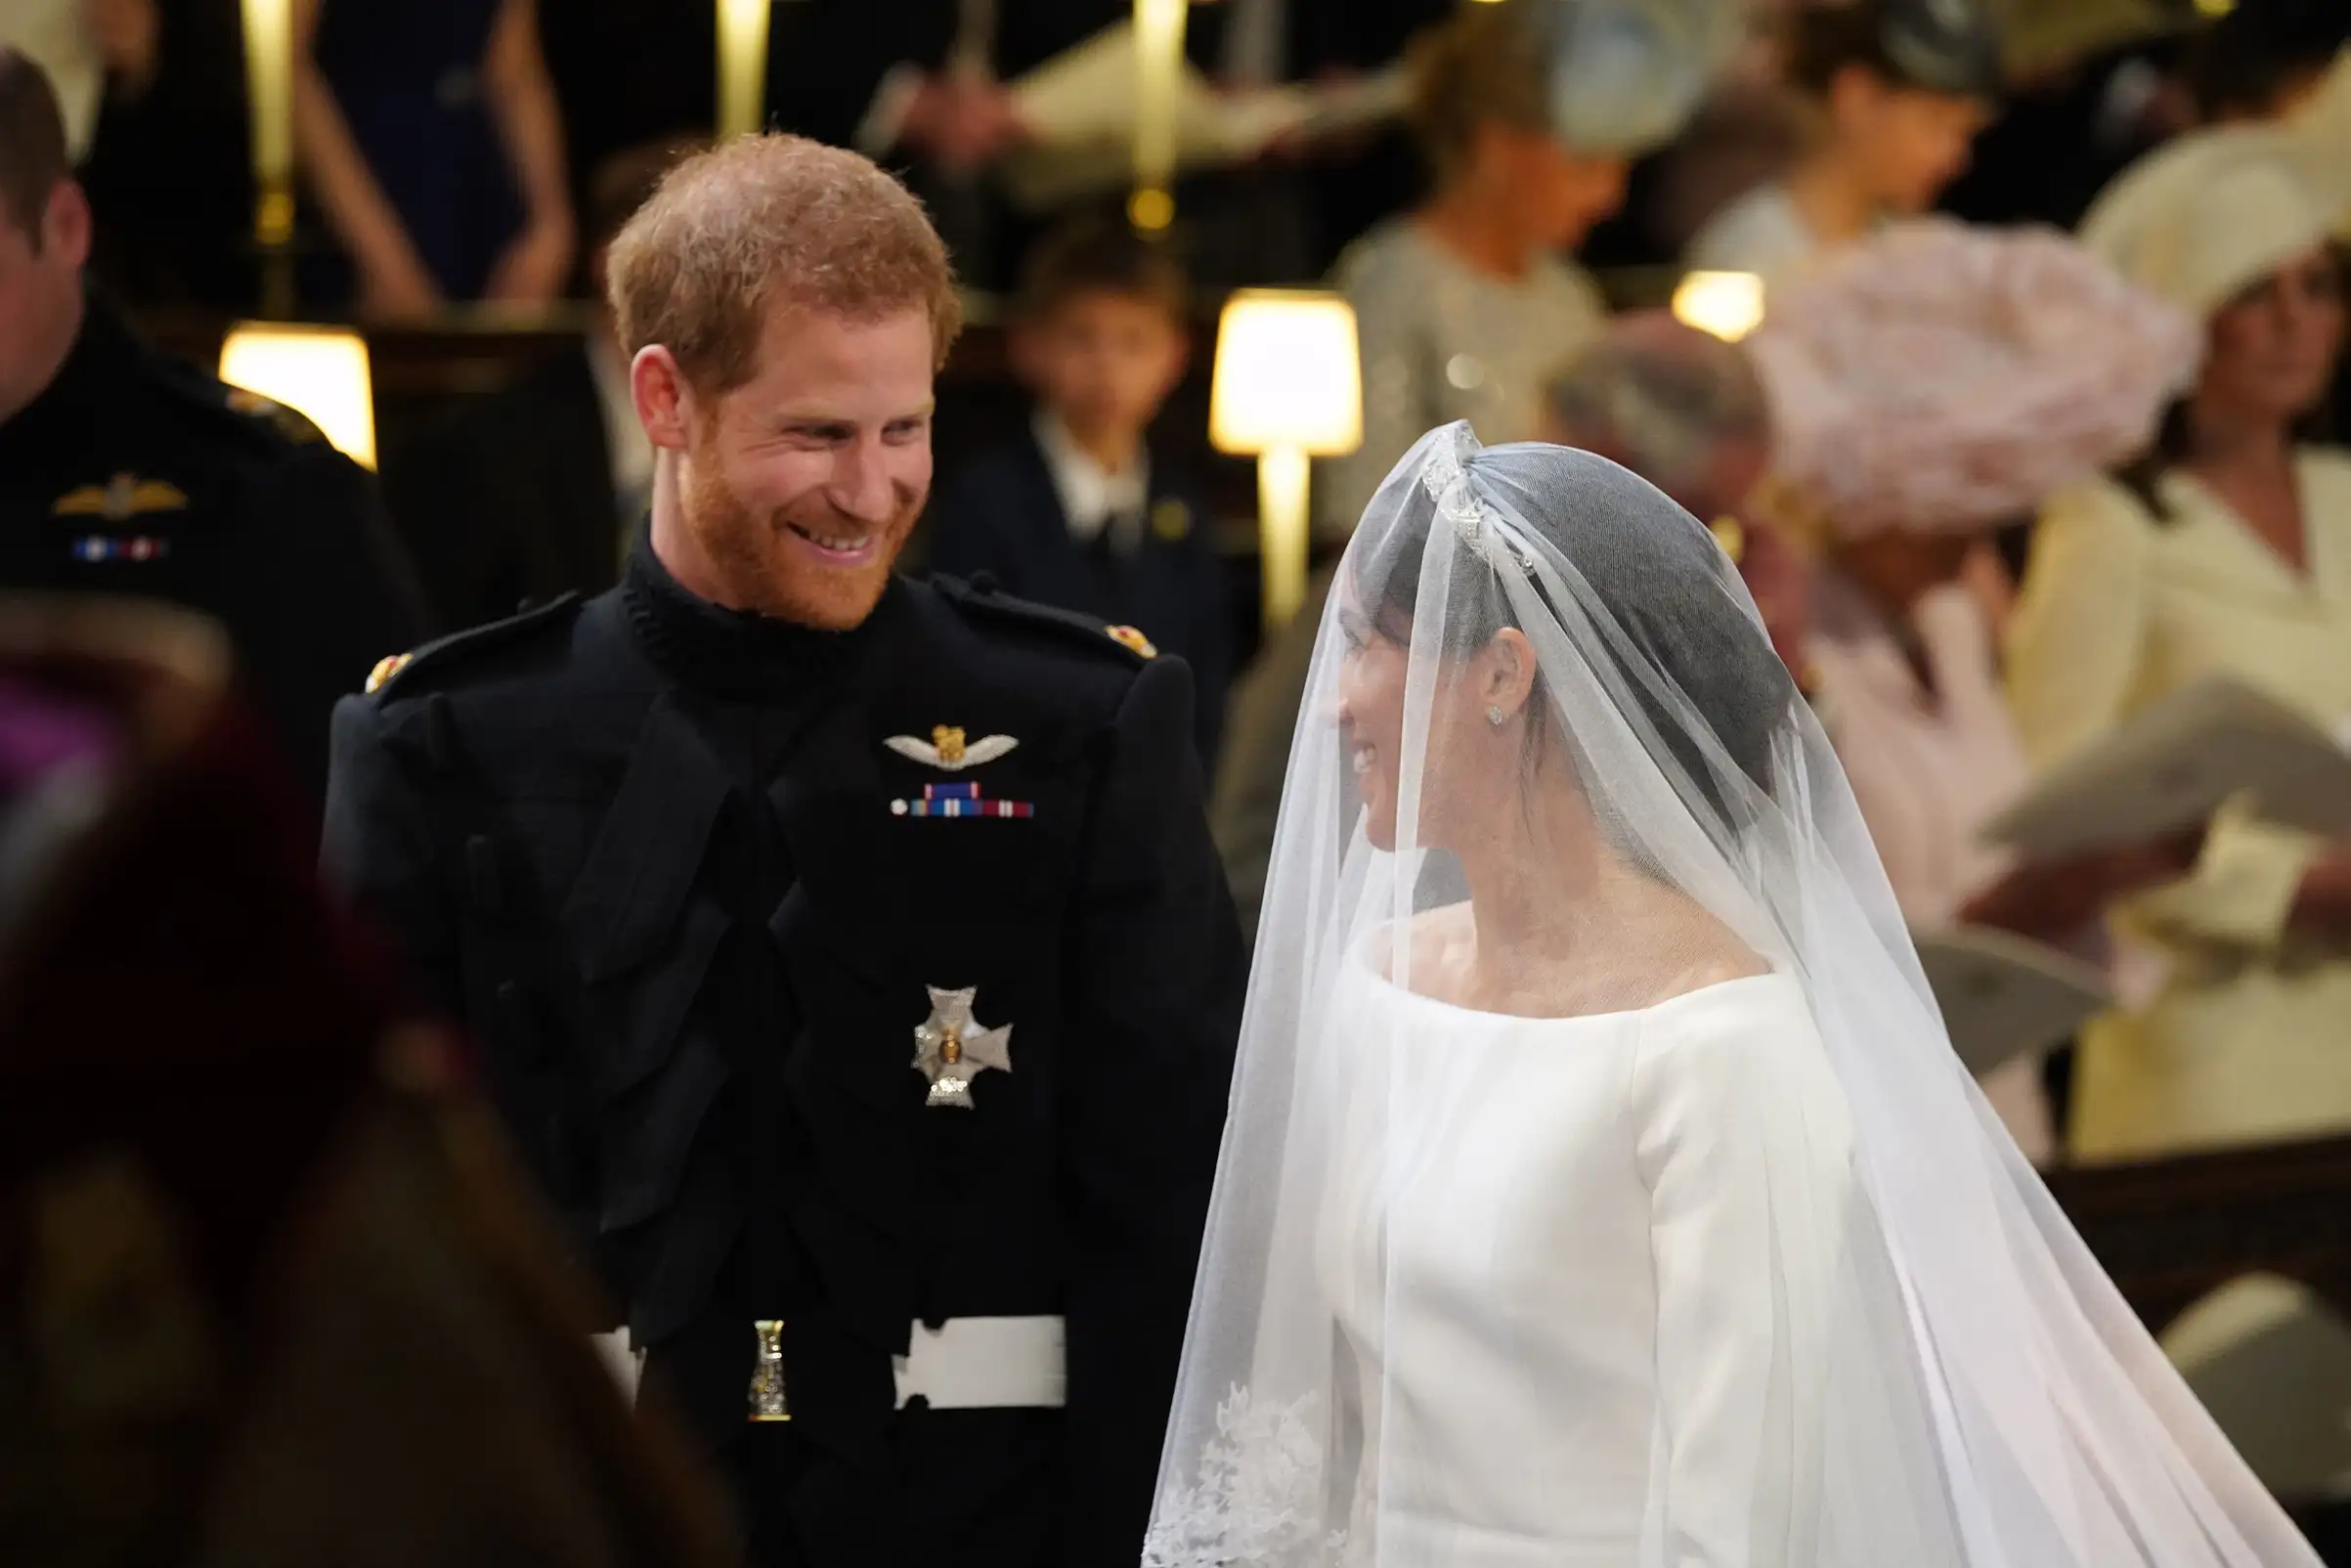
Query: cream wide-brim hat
xmin=2079 ymin=46 xmax=2351 ymax=321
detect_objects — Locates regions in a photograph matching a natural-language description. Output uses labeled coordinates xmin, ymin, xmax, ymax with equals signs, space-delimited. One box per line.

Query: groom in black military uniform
xmin=324 ymin=136 xmax=1244 ymax=1566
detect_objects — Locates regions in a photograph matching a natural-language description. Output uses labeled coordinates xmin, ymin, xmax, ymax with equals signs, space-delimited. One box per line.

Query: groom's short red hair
xmin=605 ymin=133 xmax=964 ymax=392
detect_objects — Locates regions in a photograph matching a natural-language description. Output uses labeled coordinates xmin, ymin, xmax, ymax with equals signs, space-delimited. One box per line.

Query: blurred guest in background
xmin=383 ymin=137 xmax=696 ymax=632
xmin=1640 ymin=72 xmax=1809 ymax=265
xmin=2014 ymin=73 xmax=2351 ymax=1165
xmin=292 ymin=0 xmax=574 ymax=317
xmin=0 ymin=48 xmax=426 ymax=810
xmin=2013 ymin=59 xmax=2351 ymax=1503
xmin=1745 ymin=219 xmax=2209 ymax=1161
xmin=1316 ymin=0 xmax=1628 ymax=535
xmin=925 ymin=218 xmax=1231 ymax=767
xmin=0 ymin=596 xmax=731 ymax=1568
xmin=1536 ymin=310 xmax=1807 ymax=674
xmin=1686 ymin=0 xmax=2000 ymax=287
xmin=766 ymin=0 xmax=1116 ymax=287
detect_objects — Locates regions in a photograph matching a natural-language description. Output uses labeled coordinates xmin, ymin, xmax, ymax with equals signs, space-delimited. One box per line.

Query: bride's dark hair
xmin=1351 ymin=444 xmax=1793 ymax=822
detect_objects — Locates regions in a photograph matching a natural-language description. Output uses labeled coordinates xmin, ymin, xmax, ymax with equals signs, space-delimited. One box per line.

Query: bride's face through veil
xmin=1331 ymin=584 xmax=1540 ymax=857
xmin=1337 ymin=447 xmax=1794 ymax=985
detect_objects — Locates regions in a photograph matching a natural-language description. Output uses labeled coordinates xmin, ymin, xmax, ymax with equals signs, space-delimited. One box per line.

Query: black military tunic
xmin=323 ymin=543 xmax=1245 ymax=1566
xmin=0 ymin=290 xmax=428 ymax=806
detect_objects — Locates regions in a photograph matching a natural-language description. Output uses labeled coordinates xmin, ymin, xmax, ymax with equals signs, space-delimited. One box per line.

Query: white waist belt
xmin=588 ymin=1317 xmax=1067 ymax=1412
xmin=894 ymin=1315 xmax=1067 ymax=1410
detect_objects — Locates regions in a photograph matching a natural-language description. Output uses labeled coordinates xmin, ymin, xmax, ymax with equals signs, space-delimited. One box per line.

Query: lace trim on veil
xmin=1142 ymin=1388 xmax=1348 ymax=1568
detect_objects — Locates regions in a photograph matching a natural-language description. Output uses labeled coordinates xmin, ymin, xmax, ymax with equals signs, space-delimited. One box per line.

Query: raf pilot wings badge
xmin=885 ymin=724 xmax=1018 ymax=771
xmin=884 ymin=725 xmax=1036 ymax=818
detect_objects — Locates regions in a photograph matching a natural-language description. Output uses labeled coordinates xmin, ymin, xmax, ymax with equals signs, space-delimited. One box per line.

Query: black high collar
xmin=619 ymin=537 xmax=893 ymax=701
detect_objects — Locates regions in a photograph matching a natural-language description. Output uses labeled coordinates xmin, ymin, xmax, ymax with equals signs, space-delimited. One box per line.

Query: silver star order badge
xmin=912 ymin=986 xmax=1014 ymax=1110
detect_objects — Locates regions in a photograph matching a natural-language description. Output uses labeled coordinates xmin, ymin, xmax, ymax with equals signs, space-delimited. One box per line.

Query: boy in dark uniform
xmin=926 ymin=220 xmax=1232 ymax=766
xmin=0 ymin=48 xmax=428 ymax=808
xmin=323 ymin=136 xmax=1243 ymax=1568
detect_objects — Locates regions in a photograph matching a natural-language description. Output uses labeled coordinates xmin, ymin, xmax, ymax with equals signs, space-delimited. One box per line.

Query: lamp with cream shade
xmin=1209 ymin=290 xmax=1362 ymax=629
xmin=218 ymin=325 xmax=378 ymax=469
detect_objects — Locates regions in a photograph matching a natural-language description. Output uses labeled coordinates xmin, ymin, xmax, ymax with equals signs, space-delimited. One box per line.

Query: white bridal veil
xmin=1144 ymin=424 xmax=2318 ymax=1567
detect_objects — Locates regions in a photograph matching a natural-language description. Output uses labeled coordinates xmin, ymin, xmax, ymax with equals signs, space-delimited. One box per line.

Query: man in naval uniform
xmin=0 ymin=47 xmax=427 ymax=809
xmin=322 ymin=135 xmax=1244 ymax=1566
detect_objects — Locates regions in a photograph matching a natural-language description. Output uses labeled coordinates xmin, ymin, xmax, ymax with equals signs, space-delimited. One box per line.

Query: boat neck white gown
xmin=1318 ymin=964 xmax=1861 ymax=1567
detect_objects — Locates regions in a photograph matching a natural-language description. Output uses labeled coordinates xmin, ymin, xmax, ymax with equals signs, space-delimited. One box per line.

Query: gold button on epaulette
xmin=366 ymin=652 xmax=414 ymax=694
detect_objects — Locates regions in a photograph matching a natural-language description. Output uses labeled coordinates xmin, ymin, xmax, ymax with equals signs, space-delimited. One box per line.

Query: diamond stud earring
xmin=1487 ymin=705 xmax=1506 ymax=727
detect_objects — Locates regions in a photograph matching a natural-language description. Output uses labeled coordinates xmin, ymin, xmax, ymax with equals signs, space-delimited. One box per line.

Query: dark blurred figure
xmin=761 ymin=0 xmax=1106 ymax=287
xmin=292 ymin=0 xmax=575 ymax=316
xmin=763 ymin=0 xmax=1448 ymax=287
xmin=1221 ymin=0 xmax=1457 ymax=278
xmin=382 ymin=137 xmax=697 ymax=632
xmin=2181 ymin=0 xmax=2351 ymax=122
xmin=0 ymin=48 xmax=428 ymax=809
xmin=926 ymin=219 xmax=1231 ymax=767
xmin=0 ymin=594 xmax=733 ymax=1568
xmin=538 ymin=0 xmax=1443 ymax=287
xmin=1934 ymin=0 xmax=2331 ymax=231
xmin=540 ymin=0 xmax=715 ymax=222
xmin=8 ymin=0 xmax=254 ymax=308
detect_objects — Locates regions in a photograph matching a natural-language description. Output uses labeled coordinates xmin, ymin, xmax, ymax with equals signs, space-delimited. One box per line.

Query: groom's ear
xmin=1487 ymin=628 xmax=1539 ymax=718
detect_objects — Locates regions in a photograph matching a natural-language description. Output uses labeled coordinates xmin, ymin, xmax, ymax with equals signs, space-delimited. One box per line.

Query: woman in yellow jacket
xmin=2009 ymin=95 xmax=2351 ymax=1165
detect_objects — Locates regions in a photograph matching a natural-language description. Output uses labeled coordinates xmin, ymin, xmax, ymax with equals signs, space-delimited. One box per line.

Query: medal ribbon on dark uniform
xmin=889 ymin=780 xmax=1035 ymax=818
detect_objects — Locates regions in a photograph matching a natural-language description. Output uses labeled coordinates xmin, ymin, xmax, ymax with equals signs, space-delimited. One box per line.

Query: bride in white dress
xmin=1143 ymin=424 xmax=2319 ymax=1567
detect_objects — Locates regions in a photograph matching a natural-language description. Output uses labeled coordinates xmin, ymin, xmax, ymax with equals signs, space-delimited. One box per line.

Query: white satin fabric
xmin=1320 ymin=964 xmax=1850 ymax=1567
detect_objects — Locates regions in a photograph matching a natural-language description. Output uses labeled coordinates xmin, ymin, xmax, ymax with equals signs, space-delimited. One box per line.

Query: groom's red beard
xmin=678 ymin=445 xmax=922 ymax=631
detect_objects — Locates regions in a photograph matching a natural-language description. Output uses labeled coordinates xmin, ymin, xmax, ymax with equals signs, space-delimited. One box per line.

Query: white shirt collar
xmin=1033 ymin=410 xmax=1149 ymax=550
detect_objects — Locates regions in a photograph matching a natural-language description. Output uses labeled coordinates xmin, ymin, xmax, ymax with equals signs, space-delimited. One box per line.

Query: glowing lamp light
xmin=219 ymin=324 xmax=377 ymax=469
xmin=1672 ymin=270 xmax=1766 ymax=343
xmin=1209 ymin=290 xmax=1363 ymax=629
xmin=717 ymin=0 xmax=772 ymax=141
xmin=1131 ymin=0 xmax=1188 ymax=232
